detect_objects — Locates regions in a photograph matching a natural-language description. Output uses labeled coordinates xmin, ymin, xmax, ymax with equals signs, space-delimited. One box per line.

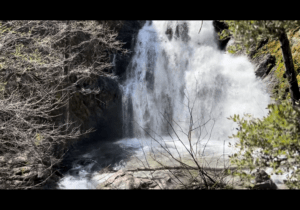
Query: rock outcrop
xmin=113 ymin=21 xmax=147 ymax=79
xmin=56 ymin=21 xmax=147 ymax=146
xmin=65 ymin=21 xmax=147 ymax=142
xmin=213 ymin=20 xmax=230 ymax=51
xmin=254 ymin=54 xmax=276 ymax=78
xmin=96 ymin=169 xmax=196 ymax=190
xmin=252 ymin=170 xmax=278 ymax=190
xmin=68 ymin=75 xmax=123 ymax=141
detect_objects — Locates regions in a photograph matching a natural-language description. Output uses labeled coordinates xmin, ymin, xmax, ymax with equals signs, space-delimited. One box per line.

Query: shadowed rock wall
xmin=62 ymin=21 xmax=147 ymax=145
xmin=113 ymin=21 xmax=147 ymax=79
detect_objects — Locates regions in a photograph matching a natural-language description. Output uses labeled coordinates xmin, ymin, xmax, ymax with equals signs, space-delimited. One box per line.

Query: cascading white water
xmin=122 ymin=21 xmax=269 ymax=149
xmin=58 ymin=21 xmax=272 ymax=189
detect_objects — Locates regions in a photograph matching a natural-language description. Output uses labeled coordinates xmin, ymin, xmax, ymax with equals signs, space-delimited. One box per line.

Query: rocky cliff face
xmin=61 ymin=21 xmax=146 ymax=144
xmin=213 ymin=20 xmax=231 ymax=50
xmin=113 ymin=21 xmax=146 ymax=79
xmin=68 ymin=76 xmax=123 ymax=141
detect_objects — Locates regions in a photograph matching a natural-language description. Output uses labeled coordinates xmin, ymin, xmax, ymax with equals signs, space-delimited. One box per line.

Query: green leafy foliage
xmin=227 ymin=44 xmax=243 ymax=54
xmin=221 ymin=21 xmax=300 ymax=51
xmin=219 ymin=21 xmax=300 ymax=188
xmin=228 ymin=101 xmax=300 ymax=189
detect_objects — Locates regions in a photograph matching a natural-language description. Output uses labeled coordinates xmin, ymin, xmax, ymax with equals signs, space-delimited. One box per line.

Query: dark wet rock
xmin=70 ymin=76 xmax=123 ymax=141
xmin=165 ymin=27 xmax=173 ymax=41
xmin=213 ymin=20 xmax=230 ymax=50
xmin=253 ymin=179 xmax=278 ymax=190
xmin=174 ymin=22 xmax=190 ymax=43
xmin=252 ymin=170 xmax=278 ymax=190
xmin=254 ymin=170 xmax=270 ymax=183
xmin=256 ymin=38 xmax=269 ymax=51
xmin=113 ymin=21 xmax=146 ymax=79
xmin=213 ymin=20 xmax=229 ymax=33
xmin=255 ymin=54 xmax=276 ymax=78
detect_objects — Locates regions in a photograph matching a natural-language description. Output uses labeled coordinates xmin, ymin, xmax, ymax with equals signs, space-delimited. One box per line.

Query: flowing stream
xmin=58 ymin=21 xmax=272 ymax=189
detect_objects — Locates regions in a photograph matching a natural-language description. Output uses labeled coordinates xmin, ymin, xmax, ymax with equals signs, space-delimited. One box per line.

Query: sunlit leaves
xmin=221 ymin=20 xmax=300 ymax=51
xmin=228 ymin=100 xmax=300 ymax=188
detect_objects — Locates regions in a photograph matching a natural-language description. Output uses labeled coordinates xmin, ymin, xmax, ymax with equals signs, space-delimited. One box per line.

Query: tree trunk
xmin=279 ymin=31 xmax=300 ymax=105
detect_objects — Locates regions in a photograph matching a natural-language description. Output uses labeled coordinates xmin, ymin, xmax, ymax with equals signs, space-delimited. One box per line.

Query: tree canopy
xmin=220 ymin=20 xmax=300 ymax=49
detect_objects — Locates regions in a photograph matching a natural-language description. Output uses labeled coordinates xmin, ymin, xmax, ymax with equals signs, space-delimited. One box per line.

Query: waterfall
xmin=58 ymin=21 xmax=270 ymax=189
xmin=122 ymin=21 xmax=269 ymax=148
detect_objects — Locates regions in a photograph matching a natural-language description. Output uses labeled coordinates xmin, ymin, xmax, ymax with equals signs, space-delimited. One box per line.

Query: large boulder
xmin=252 ymin=170 xmax=277 ymax=190
xmin=97 ymin=169 xmax=191 ymax=190
xmin=253 ymin=179 xmax=277 ymax=190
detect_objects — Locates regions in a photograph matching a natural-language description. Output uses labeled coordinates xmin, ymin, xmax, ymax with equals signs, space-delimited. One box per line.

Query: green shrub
xmin=228 ymin=101 xmax=300 ymax=189
xmin=227 ymin=44 xmax=243 ymax=54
